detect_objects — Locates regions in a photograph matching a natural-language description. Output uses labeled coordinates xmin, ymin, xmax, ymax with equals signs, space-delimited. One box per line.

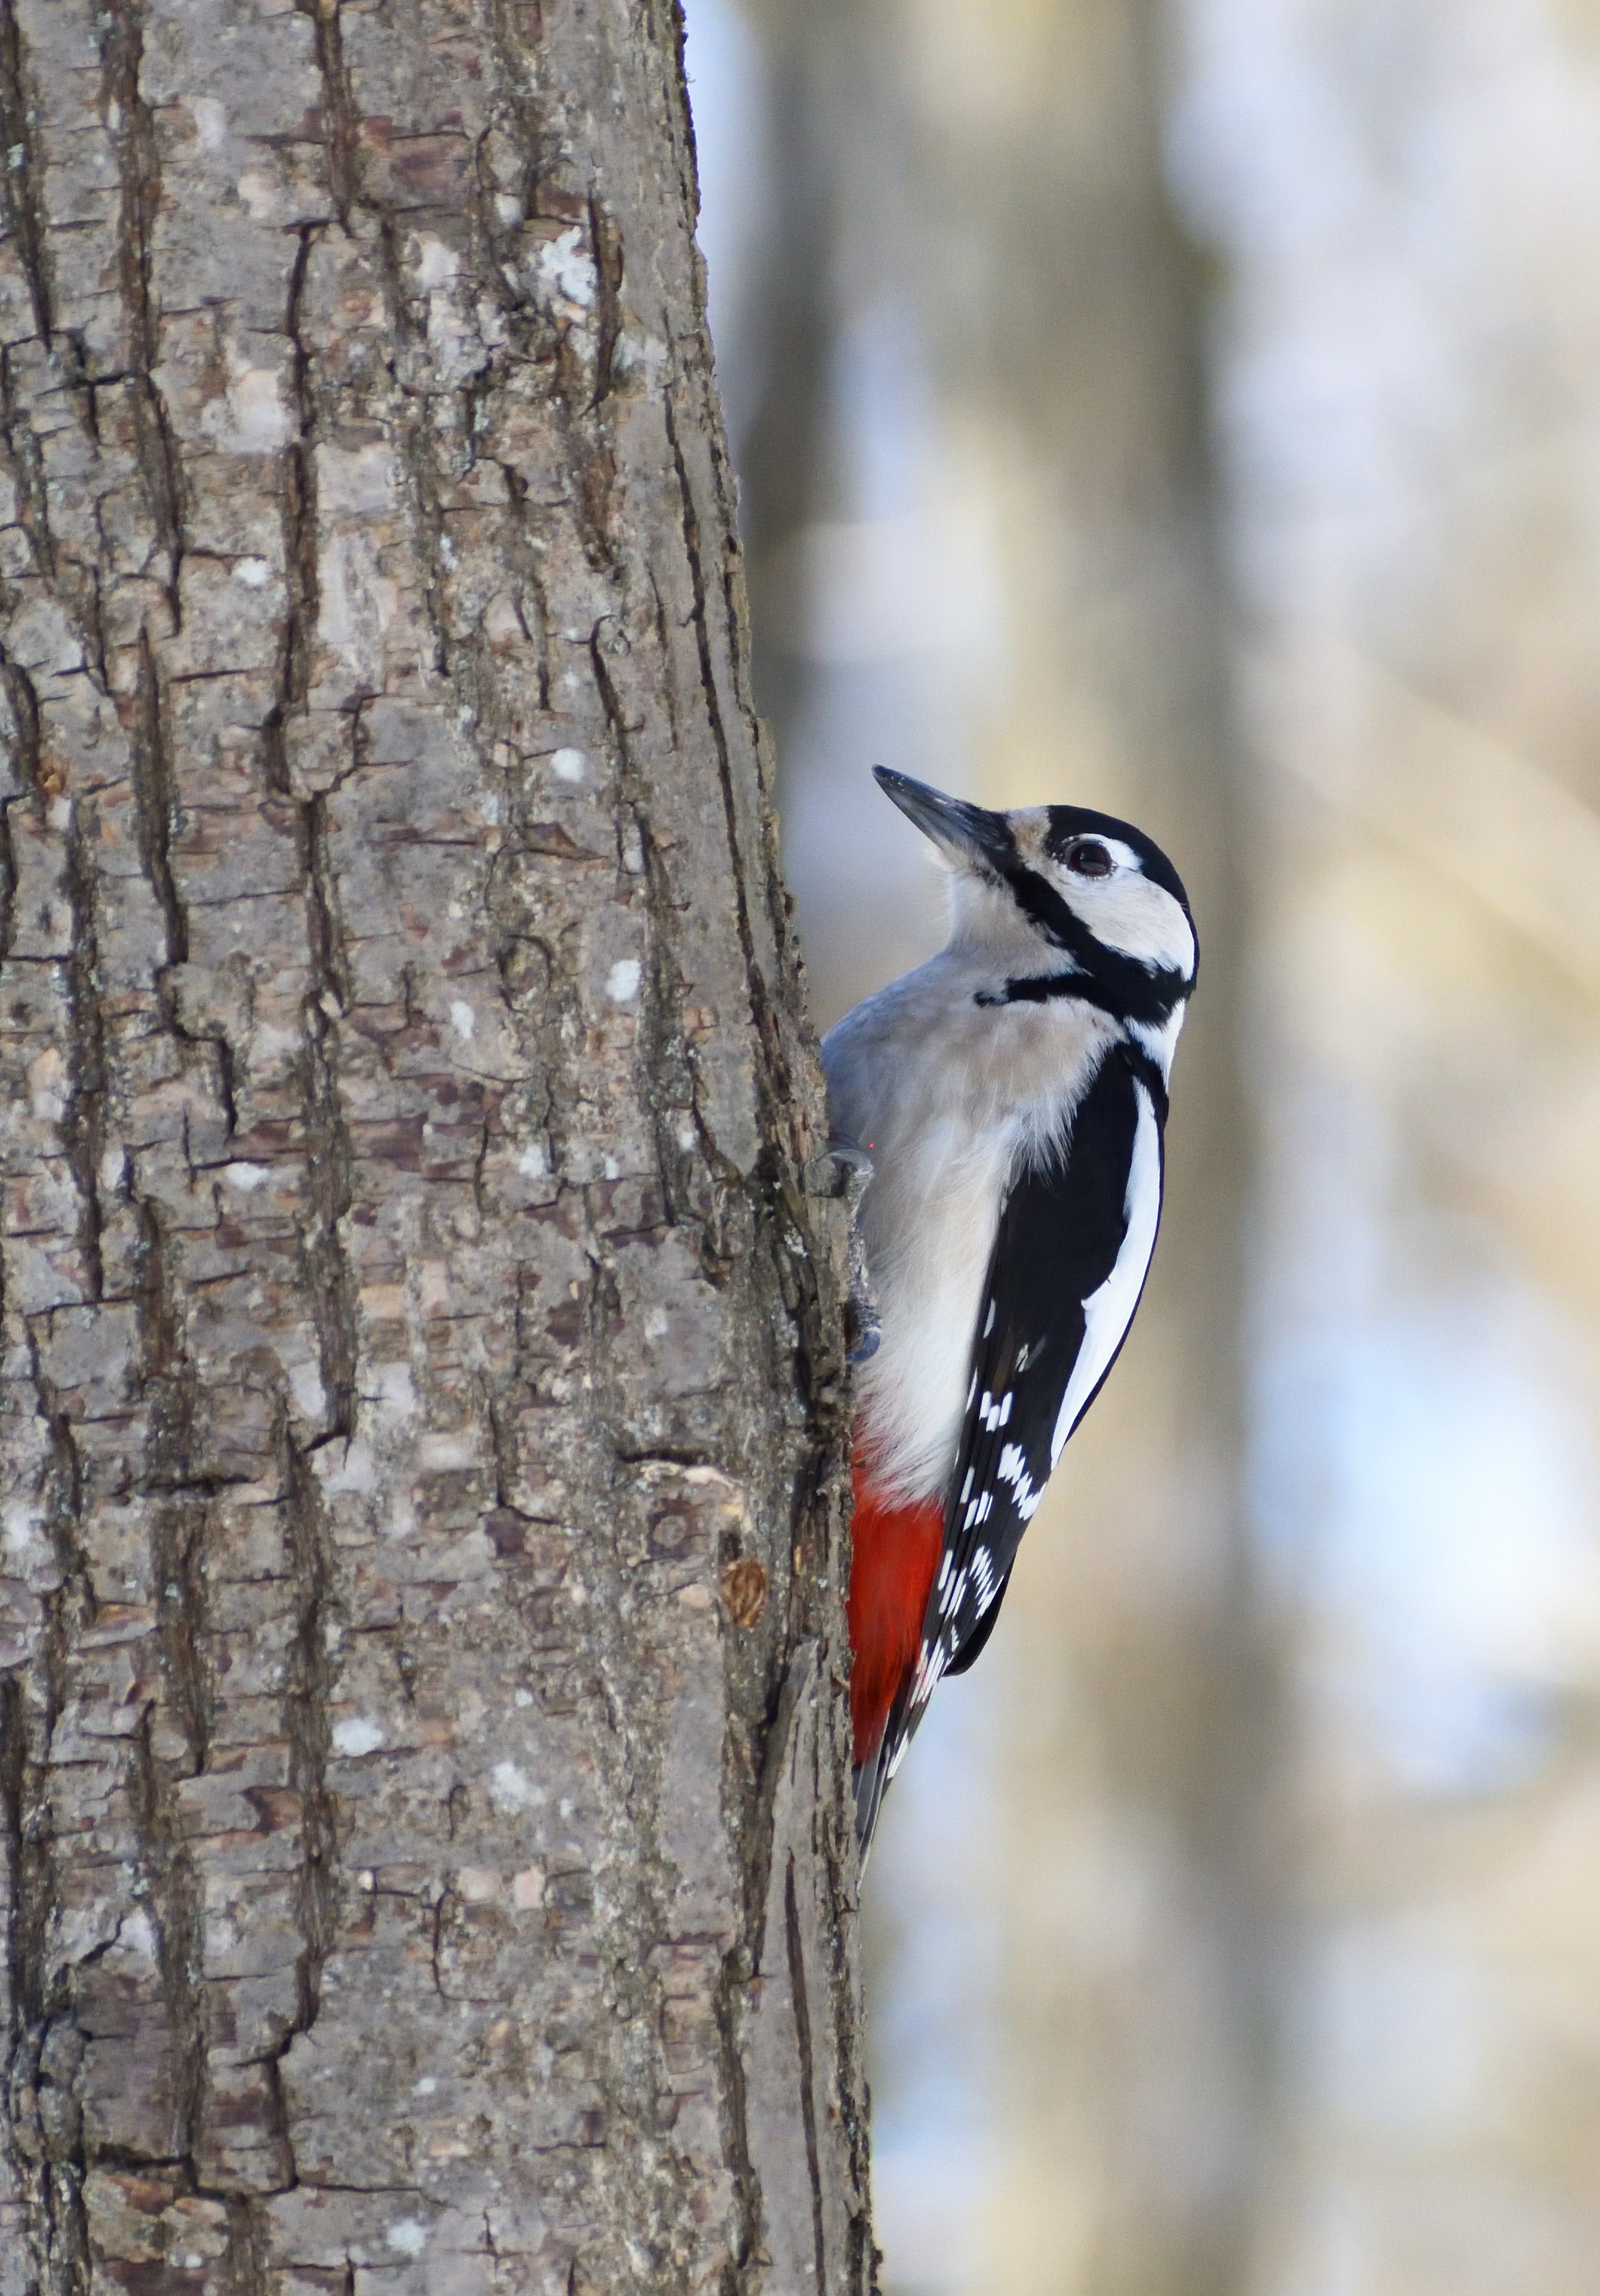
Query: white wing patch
xmin=1048 ymin=1080 xmax=1162 ymax=1466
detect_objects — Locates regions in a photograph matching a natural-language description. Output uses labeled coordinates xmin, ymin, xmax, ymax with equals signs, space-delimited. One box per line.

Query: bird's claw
xmin=819 ymin=1135 xmax=880 ymax=1363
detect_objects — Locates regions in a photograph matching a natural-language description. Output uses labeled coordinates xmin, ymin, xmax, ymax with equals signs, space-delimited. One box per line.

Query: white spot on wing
xmin=995 ymin=1440 xmax=1043 ymax=1521
xmin=1050 ymin=1082 xmax=1162 ymax=1466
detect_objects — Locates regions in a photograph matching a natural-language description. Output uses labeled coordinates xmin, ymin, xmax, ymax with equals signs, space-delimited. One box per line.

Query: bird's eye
xmin=1066 ymin=840 xmax=1113 ymax=878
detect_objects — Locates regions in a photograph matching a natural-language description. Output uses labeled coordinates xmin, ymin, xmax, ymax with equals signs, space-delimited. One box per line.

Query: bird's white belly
xmin=854 ymin=1115 xmax=1016 ymax=1503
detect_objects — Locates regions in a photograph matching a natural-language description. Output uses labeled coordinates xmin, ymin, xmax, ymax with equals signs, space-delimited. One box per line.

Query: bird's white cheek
xmin=1068 ymin=878 xmax=1194 ymax=973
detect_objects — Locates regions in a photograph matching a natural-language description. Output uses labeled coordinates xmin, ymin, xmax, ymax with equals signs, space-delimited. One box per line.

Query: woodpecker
xmin=824 ymin=768 xmax=1197 ymax=1856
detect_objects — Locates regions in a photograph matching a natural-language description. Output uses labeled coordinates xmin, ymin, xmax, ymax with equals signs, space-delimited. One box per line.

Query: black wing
xmin=854 ymin=1046 xmax=1164 ymax=1852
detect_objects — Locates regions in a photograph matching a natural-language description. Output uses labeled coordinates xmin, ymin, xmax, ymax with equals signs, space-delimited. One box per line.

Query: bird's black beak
xmin=873 ymin=768 xmax=1013 ymax=875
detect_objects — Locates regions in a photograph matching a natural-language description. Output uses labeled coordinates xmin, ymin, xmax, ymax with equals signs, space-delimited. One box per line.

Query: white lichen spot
xmin=449 ymin=1000 xmax=476 ymax=1040
xmin=602 ymin=1157 xmax=620 ymax=1180
xmin=372 ymin=1362 xmax=417 ymax=1422
xmin=233 ymin=557 xmax=270 ymax=587
xmin=511 ymin=1866 xmax=545 ymax=1910
xmin=513 ymin=1688 xmax=534 ymax=1708
xmin=414 ymin=234 xmax=459 ymax=290
xmin=605 ymin=959 xmax=641 ymax=1005
xmin=676 ymin=1123 xmax=696 ymax=1152
xmin=119 ymin=1908 xmax=159 ymax=1963
xmin=613 ymin=328 xmax=667 ymax=385
xmin=2 ymin=1500 xmax=42 ymax=1557
xmin=551 ymin=746 xmax=586 ymax=782
xmin=480 ymin=791 xmax=502 ymax=825
xmin=535 ymin=226 xmax=598 ymax=312
xmin=316 ymin=1439 xmax=377 ymax=1496
xmin=235 ymin=165 xmax=277 ymax=221
xmin=517 ymin=1142 xmax=548 ymax=1179
xmin=332 ymin=1717 xmax=385 ymax=1759
xmin=386 ymin=2221 xmax=428 ymax=2259
xmin=227 ymin=366 xmax=290 ymax=454
xmin=223 ymin=1162 xmax=271 ymax=1191
xmin=317 ymin=440 xmax=398 ymax=517
xmin=417 ymin=1431 xmax=475 ymax=1471
xmin=27 ymin=1048 xmax=66 ymax=1123
xmin=489 ymin=1760 xmax=542 ymax=1813
xmin=190 ymin=96 xmax=227 ymax=148
xmin=494 ymin=193 xmax=522 ymax=227
xmin=289 ymin=1362 xmax=326 ymax=1421
xmin=457 ymin=1867 xmax=500 ymax=1904
xmin=414 ymin=2076 xmax=438 ymax=2096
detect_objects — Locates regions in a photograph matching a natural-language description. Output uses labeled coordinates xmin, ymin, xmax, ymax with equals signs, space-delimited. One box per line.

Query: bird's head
xmin=873 ymin=767 xmax=1197 ymax=1016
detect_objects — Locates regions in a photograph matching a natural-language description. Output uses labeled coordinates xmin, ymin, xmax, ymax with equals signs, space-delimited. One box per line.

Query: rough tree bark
xmin=0 ymin=4 xmax=871 ymax=2293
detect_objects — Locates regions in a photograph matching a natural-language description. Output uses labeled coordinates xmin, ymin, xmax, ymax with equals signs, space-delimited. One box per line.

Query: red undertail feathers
xmin=846 ymin=1457 xmax=943 ymax=1780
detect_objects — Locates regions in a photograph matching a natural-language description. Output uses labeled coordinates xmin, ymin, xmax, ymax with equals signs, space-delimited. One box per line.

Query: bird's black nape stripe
xmin=976 ymin=952 xmax=1190 ymax=1030
xmin=992 ymin=855 xmax=1194 ymax=1023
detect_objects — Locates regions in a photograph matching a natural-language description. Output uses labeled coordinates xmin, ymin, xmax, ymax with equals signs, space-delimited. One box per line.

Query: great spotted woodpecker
xmin=823 ymin=769 xmax=1197 ymax=1855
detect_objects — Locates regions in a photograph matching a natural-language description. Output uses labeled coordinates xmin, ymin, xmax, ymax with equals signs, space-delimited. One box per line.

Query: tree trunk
xmin=0 ymin=5 xmax=871 ymax=2292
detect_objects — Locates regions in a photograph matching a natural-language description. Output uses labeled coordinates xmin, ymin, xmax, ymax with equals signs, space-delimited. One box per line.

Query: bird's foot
xmin=811 ymin=1135 xmax=880 ymax=1362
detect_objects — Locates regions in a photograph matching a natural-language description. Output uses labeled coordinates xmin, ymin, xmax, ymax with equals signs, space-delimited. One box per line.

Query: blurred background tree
xmin=687 ymin=1 xmax=1600 ymax=2293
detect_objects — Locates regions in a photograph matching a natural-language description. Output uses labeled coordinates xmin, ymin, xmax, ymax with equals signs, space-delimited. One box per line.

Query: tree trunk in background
xmin=880 ymin=5 xmax=1277 ymax=2291
xmin=0 ymin=5 xmax=871 ymax=2293
xmin=728 ymin=4 xmax=838 ymax=763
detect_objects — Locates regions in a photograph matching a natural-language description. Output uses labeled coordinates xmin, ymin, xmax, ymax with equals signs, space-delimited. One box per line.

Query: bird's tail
xmin=852 ymin=1747 xmax=891 ymax=1868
